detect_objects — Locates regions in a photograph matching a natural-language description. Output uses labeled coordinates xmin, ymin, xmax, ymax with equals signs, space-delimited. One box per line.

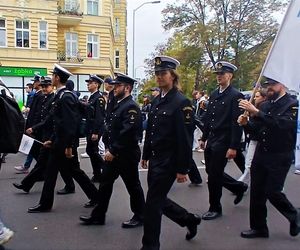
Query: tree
xmin=161 ymin=0 xmax=287 ymax=90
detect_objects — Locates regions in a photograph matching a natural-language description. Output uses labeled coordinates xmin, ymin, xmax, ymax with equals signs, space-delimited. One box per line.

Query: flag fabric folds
xmin=262 ymin=0 xmax=300 ymax=91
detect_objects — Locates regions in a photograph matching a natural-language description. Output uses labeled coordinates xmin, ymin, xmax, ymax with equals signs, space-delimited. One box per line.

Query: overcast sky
xmin=127 ymin=0 xmax=174 ymax=80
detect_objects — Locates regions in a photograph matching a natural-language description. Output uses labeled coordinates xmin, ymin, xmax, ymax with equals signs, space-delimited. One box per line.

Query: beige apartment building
xmin=0 ymin=0 xmax=127 ymax=102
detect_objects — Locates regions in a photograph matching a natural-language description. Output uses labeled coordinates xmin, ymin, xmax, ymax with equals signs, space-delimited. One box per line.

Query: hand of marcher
xmin=199 ymin=140 xmax=206 ymax=150
xmin=91 ymin=134 xmax=98 ymax=141
xmin=239 ymin=100 xmax=259 ymax=115
xmin=226 ymin=148 xmax=237 ymax=159
xmin=104 ymin=151 xmax=115 ymax=162
xmin=26 ymin=128 xmax=33 ymax=135
xmin=141 ymin=160 xmax=148 ymax=169
xmin=176 ymin=173 xmax=188 ymax=183
xmin=65 ymin=147 xmax=73 ymax=158
xmin=237 ymin=114 xmax=249 ymax=126
xmin=43 ymin=140 xmax=52 ymax=148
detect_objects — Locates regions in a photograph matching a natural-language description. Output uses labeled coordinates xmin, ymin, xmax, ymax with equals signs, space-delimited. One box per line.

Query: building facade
xmin=0 ymin=0 xmax=127 ymax=102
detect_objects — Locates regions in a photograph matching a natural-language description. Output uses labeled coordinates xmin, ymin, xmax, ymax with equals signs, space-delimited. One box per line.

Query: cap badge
xmin=216 ymin=62 xmax=223 ymax=70
xmin=155 ymin=57 xmax=162 ymax=66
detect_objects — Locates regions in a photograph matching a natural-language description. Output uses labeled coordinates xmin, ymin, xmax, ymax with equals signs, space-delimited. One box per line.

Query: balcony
xmin=57 ymin=50 xmax=84 ymax=68
xmin=57 ymin=1 xmax=83 ymax=26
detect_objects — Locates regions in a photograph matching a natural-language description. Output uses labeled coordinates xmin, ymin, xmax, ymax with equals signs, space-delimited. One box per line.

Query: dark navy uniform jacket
xmin=142 ymin=88 xmax=194 ymax=175
xmin=86 ymin=91 xmax=106 ymax=135
xmin=31 ymin=92 xmax=55 ymax=141
xmin=103 ymin=95 xmax=142 ymax=157
xmin=49 ymin=88 xmax=80 ymax=150
xmin=26 ymin=90 xmax=44 ymax=130
xmin=201 ymin=85 xmax=243 ymax=151
xmin=246 ymin=93 xmax=298 ymax=153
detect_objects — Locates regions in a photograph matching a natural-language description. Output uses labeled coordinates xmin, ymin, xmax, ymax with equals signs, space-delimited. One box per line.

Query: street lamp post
xmin=132 ymin=1 xmax=160 ymax=78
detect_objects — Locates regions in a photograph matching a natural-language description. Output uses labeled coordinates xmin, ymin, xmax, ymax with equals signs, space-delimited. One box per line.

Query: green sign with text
xmin=0 ymin=67 xmax=47 ymax=77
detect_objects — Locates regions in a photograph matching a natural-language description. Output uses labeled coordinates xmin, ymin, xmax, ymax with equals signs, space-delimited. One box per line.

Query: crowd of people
xmin=0 ymin=56 xmax=300 ymax=249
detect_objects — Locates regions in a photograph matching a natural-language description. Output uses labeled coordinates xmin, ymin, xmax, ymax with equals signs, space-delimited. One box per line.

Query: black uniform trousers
xmin=204 ymin=147 xmax=246 ymax=212
xmin=142 ymin=158 xmax=193 ymax=249
xmin=22 ymin=146 xmax=75 ymax=191
xmin=91 ymin=150 xmax=145 ymax=219
xmin=39 ymin=147 xmax=97 ymax=208
xmin=86 ymin=135 xmax=104 ymax=178
xmin=234 ymin=149 xmax=245 ymax=173
xmin=29 ymin=141 xmax=42 ymax=161
xmin=188 ymin=159 xmax=202 ymax=184
xmin=250 ymin=150 xmax=298 ymax=230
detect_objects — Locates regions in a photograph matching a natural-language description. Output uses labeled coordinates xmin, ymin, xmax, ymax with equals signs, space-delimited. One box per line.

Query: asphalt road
xmin=0 ymin=149 xmax=299 ymax=250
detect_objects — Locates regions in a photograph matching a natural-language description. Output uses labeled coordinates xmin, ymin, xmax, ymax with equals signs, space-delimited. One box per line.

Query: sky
xmin=127 ymin=0 xmax=174 ymax=80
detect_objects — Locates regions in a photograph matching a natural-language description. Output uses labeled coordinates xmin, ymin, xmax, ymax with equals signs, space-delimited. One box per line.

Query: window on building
xmin=115 ymin=18 xmax=120 ymax=37
xmin=87 ymin=0 xmax=99 ymax=15
xmin=16 ymin=20 xmax=30 ymax=48
xmin=65 ymin=0 xmax=78 ymax=11
xmin=39 ymin=21 xmax=47 ymax=49
xmin=66 ymin=32 xmax=78 ymax=57
xmin=115 ymin=50 xmax=120 ymax=69
xmin=87 ymin=34 xmax=99 ymax=58
xmin=0 ymin=19 xmax=6 ymax=47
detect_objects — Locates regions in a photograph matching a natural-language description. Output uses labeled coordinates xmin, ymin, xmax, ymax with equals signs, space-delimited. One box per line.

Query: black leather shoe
xmin=79 ymin=215 xmax=105 ymax=225
xmin=290 ymin=209 xmax=300 ymax=236
xmin=202 ymin=211 xmax=222 ymax=220
xmin=186 ymin=214 xmax=201 ymax=240
xmin=13 ymin=183 xmax=30 ymax=193
xmin=57 ymin=188 xmax=75 ymax=195
xmin=28 ymin=204 xmax=51 ymax=213
xmin=84 ymin=200 xmax=97 ymax=208
xmin=122 ymin=216 xmax=143 ymax=228
xmin=234 ymin=183 xmax=248 ymax=205
xmin=241 ymin=229 xmax=269 ymax=238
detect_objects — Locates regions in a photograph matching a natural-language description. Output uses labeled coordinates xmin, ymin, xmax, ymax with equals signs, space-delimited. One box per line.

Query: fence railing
xmin=57 ymin=50 xmax=84 ymax=63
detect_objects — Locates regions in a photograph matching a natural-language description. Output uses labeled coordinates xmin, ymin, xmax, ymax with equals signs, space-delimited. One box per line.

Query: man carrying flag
xmin=238 ymin=77 xmax=300 ymax=238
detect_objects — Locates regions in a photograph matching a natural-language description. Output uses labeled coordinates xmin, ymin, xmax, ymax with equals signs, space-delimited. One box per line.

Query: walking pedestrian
xmin=238 ymin=77 xmax=300 ymax=238
xmin=140 ymin=56 xmax=201 ymax=250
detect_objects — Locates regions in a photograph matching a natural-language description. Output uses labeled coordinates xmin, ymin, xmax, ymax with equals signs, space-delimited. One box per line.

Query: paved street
xmin=0 ymin=149 xmax=299 ymax=250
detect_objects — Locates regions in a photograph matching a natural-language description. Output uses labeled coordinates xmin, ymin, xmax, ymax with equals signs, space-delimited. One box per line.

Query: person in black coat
xmin=199 ymin=61 xmax=248 ymax=220
xmin=24 ymin=75 xmax=44 ymax=162
xmin=238 ymin=77 xmax=300 ymax=238
xmin=79 ymin=73 xmax=145 ymax=228
xmin=27 ymin=64 xmax=98 ymax=213
xmin=13 ymin=77 xmax=75 ymax=194
xmin=140 ymin=56 xmax=201 ymax=250
xmin=83 ymin=75 xmax=106 ymax=182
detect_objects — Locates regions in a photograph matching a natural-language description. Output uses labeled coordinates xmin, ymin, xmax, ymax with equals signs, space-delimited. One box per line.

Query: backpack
xmin=0 ymin=84 xmax=25 ymax=153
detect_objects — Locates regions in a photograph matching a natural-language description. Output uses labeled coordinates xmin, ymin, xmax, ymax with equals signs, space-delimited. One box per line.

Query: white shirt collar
xmin=219 ymin=84 xmax=230 ymax=94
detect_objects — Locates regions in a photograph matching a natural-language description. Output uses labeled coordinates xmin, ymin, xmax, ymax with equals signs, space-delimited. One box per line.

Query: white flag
xmin=18 ymin=134 xmax=35 ymax=155
xmin=262 ymin=0 xmax=300 ymax=91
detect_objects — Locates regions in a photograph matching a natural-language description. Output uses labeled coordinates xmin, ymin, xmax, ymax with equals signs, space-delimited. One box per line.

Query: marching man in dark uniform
xmin=238 ymin=77 xmax=300 ymax=238
xmin=15 ymin=75 xmax=44 ymax=174
xmin=84 ymin=75 xmax=106 ymax=183
xmin=13 ymin=77 xmax=75 ymax=194
xmin=140 ymin=56 xmax=201 ymax=250
xmin=199 ymin=61 xmax=248 ymax=220
xmin=28 ymin=64 xmax=98 ymax=213
xmin=79 ymin=73 xmax=145 ymax=227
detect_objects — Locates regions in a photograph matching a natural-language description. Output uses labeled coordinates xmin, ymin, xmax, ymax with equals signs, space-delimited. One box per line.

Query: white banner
xmin=18 ymin=134 xmax=35 ymax=155
xmin=262 ymin=0 xmax=300 ymax=91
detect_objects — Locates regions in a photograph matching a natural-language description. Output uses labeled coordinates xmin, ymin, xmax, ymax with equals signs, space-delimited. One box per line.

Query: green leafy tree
xmin=160 ymin=0 xmax=287 ymax=91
